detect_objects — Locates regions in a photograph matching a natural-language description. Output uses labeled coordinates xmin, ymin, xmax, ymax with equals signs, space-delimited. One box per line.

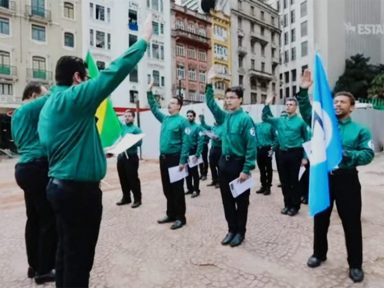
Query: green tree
xmin=368 ymin=73 xmax=384 ymax=99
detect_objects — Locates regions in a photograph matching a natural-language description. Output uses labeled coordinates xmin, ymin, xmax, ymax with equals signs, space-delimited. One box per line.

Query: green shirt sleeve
xmin=180 ymin=119 xmax=191 ymax=165
xmin=195 ymin=126 xmax=204 ymax=158
xmin=205 ymin=84 xmax=226 ymax=125
xmin=147 ymin=91 xmax=165 ymax=123
xmin=199 ymin=115 xmax=212 ymax=130
xmin=297 ymin=88 xmax=312 ymax=127
xmin=343 ymin=128 xmax=374 ymax=166
xmin=262 ymin=105 xmax=280 ymax=128
xmin=66 ymin=39 xmax=148 ymax=114
xmin=242 ymin=117 xmax=257 ymax=174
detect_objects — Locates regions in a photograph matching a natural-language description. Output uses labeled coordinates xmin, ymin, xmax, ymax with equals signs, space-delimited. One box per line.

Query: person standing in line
xmin=205 ymin=67 xmax=257 ymax=247
xmin=185 ymin=110 xmax=204 ymax=198
xmin=11 ymin=83 xmax=56 ymax=285
xmin=297 ymin=70 xmax=374 ymax=283
xmin=116 ymin=110 xmax=143 ymax=208
xmin=199 ymin=132 xmax=209 ymax=181
xmin=199 ymin=114 xmax=223 ymax=189
xmin=254 ymin=118 xmax=276 ymax=195
xmin=262 ymin=96 xmax=309 ymax=216
xmin=147 ymin=82 xmax=191 ymax=230
xmin=37 ymin=15 xmax=152 ymax=288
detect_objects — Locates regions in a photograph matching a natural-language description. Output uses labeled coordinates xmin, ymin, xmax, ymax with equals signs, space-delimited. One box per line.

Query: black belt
xmin=258 ymin=145 xmax=272 ymax=149
xmin=329 ymin=168 xmax=357 ymax=176
xmin=160 ymin=153 xmax=179 ymax=160
xmin=279 ymin=147 xmax=303 ymax=153
xmin=51 ymin=178 xmax=100 ymax=189
xmin=222 ymin=155 xmax=245 ymax=161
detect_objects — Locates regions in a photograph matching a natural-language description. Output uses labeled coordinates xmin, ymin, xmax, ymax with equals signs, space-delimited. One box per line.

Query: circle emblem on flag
xmin=249 ymin=127 xmax=256 ymax=136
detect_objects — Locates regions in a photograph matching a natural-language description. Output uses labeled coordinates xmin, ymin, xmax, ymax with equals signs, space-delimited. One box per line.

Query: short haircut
xmin=172 ymin=96 xmax=183 ymax=108
xmin=186 ymin=110 xmax=196 ymax=117
xmin=125 ymin=110 xmax=135 ymax=117
xmin=286 ymin=97 xmax=298 ymax=105
xmin=55 ymin=56 xmax=88 ymax=86
xmin=22 ymin=82 xmax=43 ymax=100
xmin=225 ymin=86 xmax=244 ymax=99
xmin=334 ymin=91 xmax=356 ymax=106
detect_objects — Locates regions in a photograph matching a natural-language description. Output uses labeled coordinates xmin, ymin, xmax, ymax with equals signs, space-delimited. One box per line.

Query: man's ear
xmin=72 ymin=72 xmax=83 ymax=84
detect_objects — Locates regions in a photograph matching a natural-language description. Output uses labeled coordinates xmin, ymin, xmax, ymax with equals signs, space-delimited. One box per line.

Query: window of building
xmin=271 ymin=16 xmax=275 ymax=25
xmin=64 ymin=32 xmax=74 ymax=47
xmin=251 ymin=93 xmax=257 ymax=104
xmin=176 ymin=19 xmax=184 ymax=30
xmin=261 ymin=46 xmax=265 ymax=57
xmin=291 ymin=47 xmax=296 ymax=61
xmin=32 ymin=56 xmax=46 ymax=79
xmin=239 ymin=75 xmax=243 ymax=86
xmin=251 ymin=6 xmax=254 ymax=15
xmin=129 ymin=34 xmax=137 ymax=46
xmin=251 ymin=23 xmax=254 ymax=33
xmin=199 ymin=71 xmax=205 ymax=83
xmin=152 ymin=43 xmax=160 ymax=59
xmin=285 ymin=87 xmax=290 ymax=98
xmin=107 ymin=33 xmax=111 ymax=49
xmin=89 ymin=29 xmax=93 ymax=46
xmin=0 ymin=83 xmax=12 ymax=96
xmin=160 ymin=23 xmax=164 ymax=34
xmin=261 ymin=11 xmax=265 ymax=21
xmin=284 ymin=32 xmax=288 ymax=45
xmin=238 ymin=36 xmax=243 ymax=47
xmin=261 ymin=94 xmax=267 ymax=103
xmin=152 ymin=21 xmax=159 ymax=35
xmin=129 ymin=90 xmax=137 ymax=103
xmin=292 ymin=85 xmax=297 ymax=96
xmin=272 ymin=47 xmax=276 ymax=58
xmin=251 ymin=42 xmax=255 ymax=54
xmin=260 ymin=26 xmax=265 ymax=36
xmin=238 ymin=55 xmax=243 ymax=68
xmin=151 ymin=0 xmax=163 ymax=12
xmin=187 ymin=48 xmax=196 ymax=59
xmin=250 ymin=77 xmax=257 ymax=89
xmin=128 ymin=9 xmax=138 ymax=31
xmin=198 ymin=50 xmax=206 ymax=61
xmin=301 ymin=1 xmax=307 ymax=17
xmin=291 ymin=69 xmax=297 ymax=82
xmin=177 ymin=64 xmax=185 ymax=79
xmin=283 ymin=14 xmax=288 ymax=27
xmin=95 ymin=4 xmax=105 ymax=21
xmin=301 ymin=40 xmax=308 ymax=56
xmin=188 ymin=68 xmax=196 ymax=81
xmin=89 ymin=3 xmax=93 ymax=18
xmin=0 ymin=0 xmax=10 ymax=9
xmin=251 ymin=59 xmax=255 ymax=69
xmin=0 ymin=17 xmax=9 ymax=35
xmin=96 ymin=61 xmax=105 ymax=70
xmin=283 ymin=0 xmax=287 ymax=9
xmin=107 ymin=7 xmax=110 ymax=22
xmin=301 ymin=21 xmax=308 ymax=37
xmin=64 ymin=2 xmax=74 ymax=19
xmin=290 ymin=0 xmax=295 ymax=4
xmin=176 ymin=45 xmax=184 ymax=57
xmin=238 ymin=16 xmax=242 ymax=28
xmin=0 ymin=51 xmax=10 ymax=75
xmin=153 ymin=70 xmax=160 ymax=86
xmin=290 ymin=10 xmax=295 ymax=23
xmin=284 ymin=71 xmax=289 ymax=83
xmin=291 ymin=28 xmax=296 ymax=42
xmin=261 ymin=62 xmax=265 ymax=72
xmin=280 ymin=88 xmax=283 ymax=99
xmin=31 ymin=0 xmax=45 ymax=17
xmin=32 ymin=24 xmax=46 ymax=41
xmin=96 ymin=31 xmax=105 ymax=48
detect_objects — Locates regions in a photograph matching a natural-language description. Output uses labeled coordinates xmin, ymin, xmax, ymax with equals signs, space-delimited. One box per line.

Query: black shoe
xmin=287 ymin=208 xmax=299 ymax=216
xmin=191 ymin=191 xmax=200 ymax=198
xmin=349 ymin=268 xmax=364 ymax=283
xmin=116 ymin=198 xmax=131 ymax=206
xmin=201 ymin=176 xmax=207 ymax=181
xmin=281 ymin=207 xmax=289 ymax=215
xmin=27 ymin=267 xmax=35 ymax=278
xmin=230 ymin=233 xmax=244 ymax=247
xmin=157 ymin=216 xmax=176 ymax=224
xmin=207 ymin=182 xmax=216 ymax=186
xmin=131 ymin=201 xmax=141 ymax=208
xmin=170 ymin=219 xmax=186 ymax=230
xmin=263 ymin=188 xmax=271 ymax=195
xmin=215 ymin=183 xmax=220 ymax=188
xmin=34 ymin=270 xmax=55 ymax=285
xmin=185 ymin=190 xmax=193 ymax=195
xmin=255 ymin=187 xmax=266 ymax=194
xmin=301 ymin=197 xmax=308 ymax=205
xmin=307 ymin=255 xmax=326 ymax=268
xmin=221 ymin=232 xmax=235 ymax=245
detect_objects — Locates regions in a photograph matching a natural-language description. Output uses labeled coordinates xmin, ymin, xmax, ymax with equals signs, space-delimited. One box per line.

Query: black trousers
xmin=47 ymin=179 xmax=102 ymax=288
xmin=186 ymin=165 xmax=200 ymax=193
xmin=275 ymin=148 xmax=282 ymax=183
xmin=117 ymin=153 xmax=141 ymax=203
xmin=15 ymin=159 xmax=56 ymax=275
xmin=159 ymin=154 xmax=186 ymax=222
xmin=256 ymin=146 xmax=273 ymax=188
xmin=313 ymin=169 xmax=363 ymax=268
xmin=209 ymin=146 xmax=221 ymax=184
xmin=299 ymin=162 xmax=310 ymax=200
xmin=278 ymin=148 xmax=303 ymax=210
xmin=218 ymin=156 xmax=250 ymax=235
xmin=199 ymin=143 xmax=209 ymax=177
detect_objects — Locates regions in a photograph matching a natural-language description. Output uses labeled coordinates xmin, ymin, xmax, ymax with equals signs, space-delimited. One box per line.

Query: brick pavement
xmin=0 ymin=154 xmax=383 ymax=288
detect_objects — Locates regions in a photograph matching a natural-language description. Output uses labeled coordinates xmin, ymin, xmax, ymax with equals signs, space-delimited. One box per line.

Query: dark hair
xmin=172 ymin=96 xmax=183 ymax=108
xmin=55 ymin=56 xmax=88 ymax=86
xmin=22 ymin=82 xmax=43 ymax=100
xmin=286 ymin=97 xmax=298 ymax=105
xmin=125 ymin=110 xmax=135 ymax=118
xmin=334 ymin=91 xmax=355 ymax=105
xmin=186 ymin=110 xmax=196 ymax=117
xmin=225 ymin=86 xmax=244 ymax=98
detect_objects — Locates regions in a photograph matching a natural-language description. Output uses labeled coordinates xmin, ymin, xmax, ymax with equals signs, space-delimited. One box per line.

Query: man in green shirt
xmin=262 ymin=97 xmax=309 ymax=216
xmin=205 ymin=67 xmax=257 ymax=247
xmin=147 ymin=83 xmax=191 ymax=230
xmin=37 ymin=15 xmax=152 ymax=288
xmin=255 ymin=119 xmax=275 ymax=195
xmin=12 ymin=83 xmax=56 ymax=284
xmin=298 ymin=70 xmax=374 ymax=283
xmin=185 ymin=110 xmax=204 ymax=198
xmin=116 ymin=110 xmax=143 ymax=208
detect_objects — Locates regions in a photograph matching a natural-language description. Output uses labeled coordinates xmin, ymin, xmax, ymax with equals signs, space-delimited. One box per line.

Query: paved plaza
xmin=0 ymin=153 xmax=383 ymax=288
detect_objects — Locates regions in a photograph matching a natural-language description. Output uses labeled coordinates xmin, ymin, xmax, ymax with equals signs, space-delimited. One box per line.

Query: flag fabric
xmin=85 ymin=51 xmax=122 ymax=148
xmin=308 ymin=53 xmax=343 ymax=216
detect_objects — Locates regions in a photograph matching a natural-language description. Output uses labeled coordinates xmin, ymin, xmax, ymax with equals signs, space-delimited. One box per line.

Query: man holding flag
xmin=297 ymin=55 xmax=375 ymax=283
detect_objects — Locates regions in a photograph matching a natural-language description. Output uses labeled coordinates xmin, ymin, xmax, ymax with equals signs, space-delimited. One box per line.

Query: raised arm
xmin=199 ymin=114 xmax=212 ymax=131
xmin=147 ymin=81 xmax=165 ymax=123
xmin=205 ymin=84 xmax=226 ymax=125
xmin=296 ymin=69 xmax=313 ymax=126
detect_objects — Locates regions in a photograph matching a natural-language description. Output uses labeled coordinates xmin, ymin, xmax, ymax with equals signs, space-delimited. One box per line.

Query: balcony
xmin=25 ymin=5 xmax=52 ymax=23
xmin=249 ymin=68 xmax=273 ymax=81
xmin=27 ymin=68 xmax=53 ymax=82
xmin=250 ymin=32 xmax=268 ymax=46
xmin=172 ymin=28 xmax=210 ymax=48
xmin=0 ymin=0 xmax=16 ymax=16
xmin=0 ymin=65 xmax=17 ymax=80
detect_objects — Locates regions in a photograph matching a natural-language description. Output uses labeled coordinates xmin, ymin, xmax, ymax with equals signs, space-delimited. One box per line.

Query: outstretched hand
xmin=207 ymin=66 xmax=217 ymax=84
xmin=147 ymin=80 xmax=154 ymax=92
xmin=300 ymin=69 xmax=313 ymax=89
xmin=142 ymin=13 xmax=153 ymax=43
xmin=265 ymin=94 xmax=275 ymax=105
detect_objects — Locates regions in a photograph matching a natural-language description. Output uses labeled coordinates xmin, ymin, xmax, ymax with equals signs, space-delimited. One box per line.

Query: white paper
xmin=229 ymin=176 xmax=255 ymax=198
xmin=188 ymin=155 xmax=203 ymax=168
xmin=104 ymin=133 xmax=145 ymax=156
xmin=302 ymin=141 xmax=312 ymax=161
xmin=168 ymin=165 xmax=189 ymax=183
xmin=298 ymin=166 xmax=306 ymax=181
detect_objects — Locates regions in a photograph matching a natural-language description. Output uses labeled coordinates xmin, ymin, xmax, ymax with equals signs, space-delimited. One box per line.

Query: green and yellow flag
xmin=85 ymin=51 xmax=122 ymax=148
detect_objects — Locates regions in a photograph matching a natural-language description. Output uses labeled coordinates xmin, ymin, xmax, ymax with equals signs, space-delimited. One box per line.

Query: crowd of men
xmin=10 ymin=13 xmax=376 ymax=288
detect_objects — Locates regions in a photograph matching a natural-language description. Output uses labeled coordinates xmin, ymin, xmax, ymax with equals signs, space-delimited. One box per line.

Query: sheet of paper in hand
xmin=229 ymin=176 xmax=255 ymax=198
xmin=168 ymin=165 xmax=189 ymax=183
xmin=188 ymin=155 xmax=203 ymax=168
xmin=104 ymin=133 xmax=145 ymax=156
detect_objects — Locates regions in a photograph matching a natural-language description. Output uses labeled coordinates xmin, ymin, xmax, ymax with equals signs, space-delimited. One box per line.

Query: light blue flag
xmin=308 ymin=53 xmax=343 ymax=216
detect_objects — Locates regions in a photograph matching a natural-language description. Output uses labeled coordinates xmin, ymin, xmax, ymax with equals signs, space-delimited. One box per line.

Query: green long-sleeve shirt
xmin=255 ymin=121 xmax=275 ymax=148
xmin=11 ymin=96 xmax=48 ymax=163
xmin=297 ymin=88 xmax=374 ymax=168
xmin=205 ymin=84 xmax=256 ymax=174
xmin=147 ymin=91 xmax=191 ymax=165
xmin=38 ymin=39 xmax=148 ymax=181
xmin=187 ymin=121 xmax=204 ymax=157
xmin=262 ymin=105 xmax=309 ymax=151
xmin=199 ymin=115 xmax=223 ymax=148
xmin=120 ymin=122 xmax=142 ymax=155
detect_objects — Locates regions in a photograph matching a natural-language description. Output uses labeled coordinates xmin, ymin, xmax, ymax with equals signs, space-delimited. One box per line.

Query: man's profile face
xmin=334 ymin=95 xmax=354 ymax=118
xmin=168 ymin=98 xmax=180 ymax=114
xmin=124 ymin=112 xmax=134 ymax=124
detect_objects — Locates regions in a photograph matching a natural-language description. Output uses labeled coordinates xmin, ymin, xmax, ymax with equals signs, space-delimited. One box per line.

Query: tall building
xmin=171 ymin=3 xmax=212 ymax=104
xmin=0 ymin=0 xmax=83 ymax=113
xmin=277 ymin=0 xmax=384 ymax=100
xmin=230 ymin=0 xmax=281 ymax=104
